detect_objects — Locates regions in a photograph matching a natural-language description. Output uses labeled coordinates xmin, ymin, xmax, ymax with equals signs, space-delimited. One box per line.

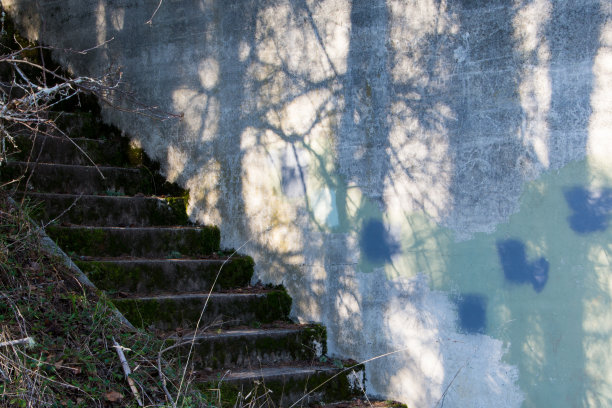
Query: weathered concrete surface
xmin=4 ymin=0 xmax=612 ymax=406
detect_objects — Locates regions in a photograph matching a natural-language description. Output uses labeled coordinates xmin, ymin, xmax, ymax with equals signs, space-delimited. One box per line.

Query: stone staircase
xmin=1 ymin=116 xmax=364 ymax=406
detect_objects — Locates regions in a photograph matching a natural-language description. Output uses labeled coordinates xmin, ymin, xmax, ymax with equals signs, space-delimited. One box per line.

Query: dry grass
xmin=0 ymin=192 xmax=210 ymax=407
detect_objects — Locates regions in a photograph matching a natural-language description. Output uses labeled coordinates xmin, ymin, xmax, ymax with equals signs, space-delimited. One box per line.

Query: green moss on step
xmin=255 ymin=289 xmax=292 ymax=322
xmin=162 ymin=197 xmax=189 ymax=225
xmin=46 ymin=225 xmax=221 ymax=257
xmin=127 ymin=145 xmax=145 ymax=167
xmin=113 ymin=288 xmax=289 ymax=330
xmin=218 ymin=256 xmax=254 ymax=288
xmin=113 ymin=298 xmax=178 ymax=329
xmin=78 ymin=256 xmax=252 ymax=293
xmin=301 ymin=323 xmax=328 ymax=356
xmin=76 ymin=260 xmax=161 ymax=293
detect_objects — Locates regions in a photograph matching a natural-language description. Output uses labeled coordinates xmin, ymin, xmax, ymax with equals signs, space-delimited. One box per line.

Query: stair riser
xmin=12 ymin=134 xmax=131 ymax=166
xmin=46 ymin=226 xmax=220 ymax=258
xmin=1 ymin=162 xmax=153 ymax=195
xmin=188 ymin=327 xmax=325 ymax=370
xmin=199 ymin=368 xmax=364 ymax=407
xmin=113 ymin=292 xmax=292 ymax=330
xmin=77 ymin=257 xmax=254 ymax=293
xmin=19 ymin=193 xmax=188 ymax=226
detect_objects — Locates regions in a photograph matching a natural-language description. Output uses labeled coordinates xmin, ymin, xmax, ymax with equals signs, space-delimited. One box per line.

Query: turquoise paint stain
xmin=326 ymin=189 xmax=340 ymax=228
xmin=388 ymin=160 xmax=612 ymax=407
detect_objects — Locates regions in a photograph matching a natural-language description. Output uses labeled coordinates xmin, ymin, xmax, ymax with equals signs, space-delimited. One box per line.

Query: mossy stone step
xmin=197 ymin=364 xmax=364 ymax=407
xmin=1 ymin=162 xmax=154 ymax=195
xmin=18 ymin=193 xmax=188 ymax=227
xmin=10 ymin=134 xmax=137 ymax=167
xmin=76 ymin=257 xmax=254 ymax=294
xmin=113 ymin=291 xmax=292 ymax=330
xmin=46 ymin=225 xmax=220 ymax=257
xmin=180 ymin=325 xmax=326 ymax=370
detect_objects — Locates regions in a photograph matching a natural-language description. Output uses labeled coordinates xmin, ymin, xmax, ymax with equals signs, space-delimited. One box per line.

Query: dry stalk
xmin=112 ymin=337 xmax=144 ymax=407
xmin=0 ymin=336 xmax=34 ymax=347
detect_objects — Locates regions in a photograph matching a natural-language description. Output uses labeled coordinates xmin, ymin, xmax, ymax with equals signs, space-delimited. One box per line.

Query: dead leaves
xmin=104 ymin=390 xmax=124 ymax=402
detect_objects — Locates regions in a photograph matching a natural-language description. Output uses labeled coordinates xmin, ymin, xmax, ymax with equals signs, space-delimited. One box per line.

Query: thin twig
xmin=112 ymin=337 xmax=144 ymax=407
xmin=42 ymin=193 xmax=83 ymax=228
xmin=0 ymin=337 xmax=35 ymax=348
xmin=145 ymin=0 xmax=164 ymax=25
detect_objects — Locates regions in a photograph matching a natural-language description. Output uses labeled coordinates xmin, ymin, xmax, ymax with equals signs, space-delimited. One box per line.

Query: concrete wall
xmin=5 ymin=0 xmax=612 ymax=406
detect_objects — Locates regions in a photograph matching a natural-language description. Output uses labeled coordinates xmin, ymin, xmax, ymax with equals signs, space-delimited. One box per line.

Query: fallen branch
xmin=112 ymin=337 xmax=143 ymax=407
xmin=0 ymin=336 xmax=34 ymax=348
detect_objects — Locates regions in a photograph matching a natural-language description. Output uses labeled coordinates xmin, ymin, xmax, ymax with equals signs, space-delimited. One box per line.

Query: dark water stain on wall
xmin=564 ymin=186 xmax=612 ymax=234
xmin=359 ymin=219 xmax=400 ymax=264
xmin=496 ymin=239 xmax=549 ymax=293
xmin=455 ymin=294 xmax=487 ymax=334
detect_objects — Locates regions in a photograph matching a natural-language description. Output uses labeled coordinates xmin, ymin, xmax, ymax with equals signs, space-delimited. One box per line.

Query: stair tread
xmin=18 ymin=134 xmax=106 ymax=143
xmin=202 ymin=364 xmax=341 ymax=380
xmin=25 ymin=134 xmax=106 ymax=142
xmin=53 ymin=225 xmax=207 ymax=231
xmin=170 ymin=326 xmax=305 ymax=340
xmin=7 ymin=160 xmax=141 ymax=171
xmin=80 ymin=257 xmax=231 ymax=262
xmin=118 ymin=290 xmax=280 ymax=300
xmin=21 ymin=192 xmax=174 ymax=200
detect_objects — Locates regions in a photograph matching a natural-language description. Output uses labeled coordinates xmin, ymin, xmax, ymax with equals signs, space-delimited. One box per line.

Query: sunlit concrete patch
xmin=240 ymin=128 xmax=304 ymax=261
xmin=267 ymin=89 xmax=333 ymax=137
xmin=514 ymin=0 xmax=552 ymax=171
xmin=587 ymin=14 xmax=612 ymax=180
xmin=165 ymin=145 xmax=187 ymax=184
xmin=327 ymin=271 xmax=524 ymax=407
xmin=171 ymin=88 xmax=219 ymax=139
xmin=198 ymin=58 xmax=219 ymax=90
xmin=186 ymin=158 xmax=222 ymax=225
xmin=255 ymin=0 xmax=350 ymax=83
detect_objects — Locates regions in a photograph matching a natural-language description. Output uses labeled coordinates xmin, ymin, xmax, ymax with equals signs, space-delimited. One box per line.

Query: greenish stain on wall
xmin=384 ymin=159 xmax=612 ymax=407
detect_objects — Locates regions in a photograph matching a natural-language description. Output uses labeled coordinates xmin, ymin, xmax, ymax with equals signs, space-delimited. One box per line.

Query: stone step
xmin=197 ymin=364 xmax=364 ymax=407
xmin=18 ymin=193 xmax=188 ymax=227
xmin=112 ymin=291 xmax=292 ymax=330
xmin=10 ymin=134 xmax=134 ymax=167
xmin=1 ymin=161 xmax=154 ymax=195
xmin=177 ymin=325 xmax=326 ymax=370
xmin=76 ymin=257 xmax=254 ymax=294
xmin=46 ymin=225 xmax=220 ymax=258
